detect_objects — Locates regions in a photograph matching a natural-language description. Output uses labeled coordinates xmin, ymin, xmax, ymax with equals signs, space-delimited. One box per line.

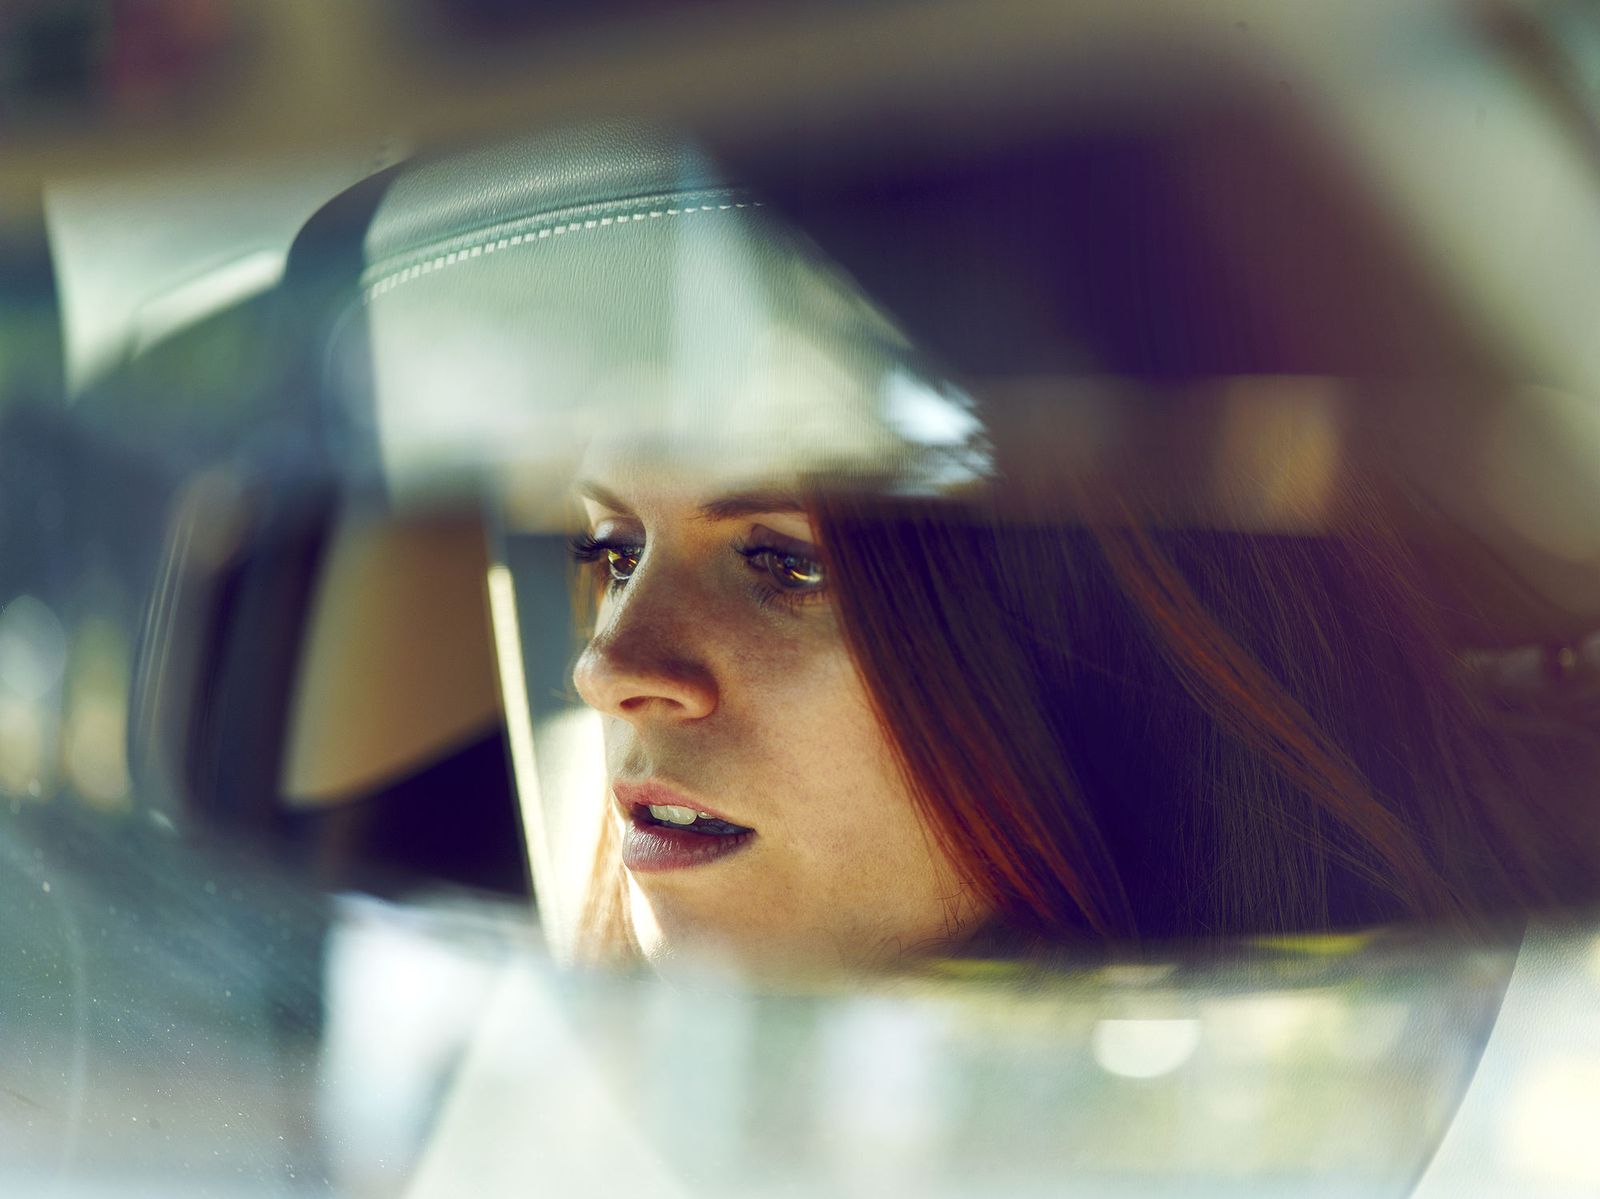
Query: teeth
xmin=648 ymin=804 xmax=700 ymax=826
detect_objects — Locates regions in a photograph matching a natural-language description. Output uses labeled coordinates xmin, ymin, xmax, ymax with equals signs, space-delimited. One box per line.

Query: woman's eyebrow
xmin=696 ymin=492 xmax=805 ymax=521
xmin=576 ymin=481 xmax=803 ymax=521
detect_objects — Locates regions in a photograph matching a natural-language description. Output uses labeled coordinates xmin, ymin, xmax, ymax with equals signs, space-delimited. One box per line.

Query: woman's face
xmin=570 ymin=459 xmax=987 ymax=979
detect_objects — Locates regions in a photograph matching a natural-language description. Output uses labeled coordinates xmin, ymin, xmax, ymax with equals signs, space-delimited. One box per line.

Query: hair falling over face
xmin=574 ymin=475 xmax=1599 ymax=970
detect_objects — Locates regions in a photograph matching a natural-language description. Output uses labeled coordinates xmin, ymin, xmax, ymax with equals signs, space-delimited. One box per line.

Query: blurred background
xmin=3 ymin=1 xmax=1600 ymax=1195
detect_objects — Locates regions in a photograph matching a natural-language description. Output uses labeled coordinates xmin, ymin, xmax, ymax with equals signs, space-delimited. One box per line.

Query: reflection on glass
xmin=61 ymin=613 xmax=131 ymax=810
xmin=333 ymin=129 xmax=1600 ymax=983
xmin=1091 ymin=1017 xmax=1202 ymax=1078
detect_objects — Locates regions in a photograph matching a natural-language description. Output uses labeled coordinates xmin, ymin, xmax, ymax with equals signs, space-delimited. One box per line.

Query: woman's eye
xmin=767 ymin=552 xmax=825 ymax=589
xmin=568 ymin=532 xmax=642 ymax=586
xmin=744 ymin=548 xmax=826 ymax=592
xmin=603 ymin=547 xmax=640 ymax=582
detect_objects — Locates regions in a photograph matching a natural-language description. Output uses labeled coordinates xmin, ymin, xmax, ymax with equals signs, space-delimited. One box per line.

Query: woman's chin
xmin=634 ymin=925 xmax=838 ymax=990
xmin=628 ymin=899 xmax=864 ymax=989
xmin=622 ymin=878 xmax=987 ymax=988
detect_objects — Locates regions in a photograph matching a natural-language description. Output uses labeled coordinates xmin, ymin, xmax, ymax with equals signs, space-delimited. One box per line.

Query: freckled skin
xmin=572 ymin=468 xmax=987 ymax=979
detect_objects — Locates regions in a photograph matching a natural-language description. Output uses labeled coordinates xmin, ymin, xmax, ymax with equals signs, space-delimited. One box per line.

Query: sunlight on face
xmin=569 ymin=454 xmax=989 ymax=980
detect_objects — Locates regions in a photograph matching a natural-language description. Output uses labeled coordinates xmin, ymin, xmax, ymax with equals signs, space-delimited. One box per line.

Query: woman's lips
xmin=613 ymin=780 xmax=756 ymax=874
xmin=612 ymin=780 xmax=747 ymax=827
xmin=621 ymin=811 xmax=756 ymax=873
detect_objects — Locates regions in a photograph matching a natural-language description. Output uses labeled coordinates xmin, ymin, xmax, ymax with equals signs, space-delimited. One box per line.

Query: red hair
xmin=811 ymin=482 xmax=1588 ymax=946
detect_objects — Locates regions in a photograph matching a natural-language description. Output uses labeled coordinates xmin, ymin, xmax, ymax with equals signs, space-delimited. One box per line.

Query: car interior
xmin=4 ymin=2 xmax=1600 ymax=1195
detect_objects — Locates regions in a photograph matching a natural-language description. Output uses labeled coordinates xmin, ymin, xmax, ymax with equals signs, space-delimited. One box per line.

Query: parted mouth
xmin=632 ymin=802 xmax=755 ymax=837
xmin=614 ymin=778 xmax=758 ymax=874
xmin=613 ymin=779 xmax=757 ymax=837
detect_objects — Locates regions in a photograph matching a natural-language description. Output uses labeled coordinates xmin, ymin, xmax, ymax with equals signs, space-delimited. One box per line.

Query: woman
xmin=565 ymin=434 xmax=1593 ymax=978
xmin=567 ymin=459 xmax=990 ymax=978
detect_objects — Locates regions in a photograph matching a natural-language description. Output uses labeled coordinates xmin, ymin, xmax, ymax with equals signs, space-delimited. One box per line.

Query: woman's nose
xmin=571 ymin=586 xmax=719 ymax=723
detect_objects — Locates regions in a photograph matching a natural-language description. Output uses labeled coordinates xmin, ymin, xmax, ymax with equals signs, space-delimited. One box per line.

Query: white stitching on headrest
xmin=361 ymin=199 xmax=763 ymax=303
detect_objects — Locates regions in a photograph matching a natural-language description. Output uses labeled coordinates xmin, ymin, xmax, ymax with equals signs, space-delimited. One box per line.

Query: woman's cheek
xmin=730 ymin=615 xmax=852 ymax=711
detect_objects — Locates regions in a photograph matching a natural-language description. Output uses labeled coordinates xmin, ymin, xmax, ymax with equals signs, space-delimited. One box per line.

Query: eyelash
xmin=566 ymin=532 xmax=827 ymax=613
xmin=568 ymin=532 xmax=639 ymax=586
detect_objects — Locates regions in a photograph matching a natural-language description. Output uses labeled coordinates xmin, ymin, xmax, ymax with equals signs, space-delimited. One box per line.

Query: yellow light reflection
xmin=63 ymin=693 xmax=129 ymax=809
xmin=485 ymin=566 xmax=546 ymax=900
xmin=60 ymin=615 xmax=131 ymax=810
xmin=1210 ymin=378 xmax=1343 ymax=532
